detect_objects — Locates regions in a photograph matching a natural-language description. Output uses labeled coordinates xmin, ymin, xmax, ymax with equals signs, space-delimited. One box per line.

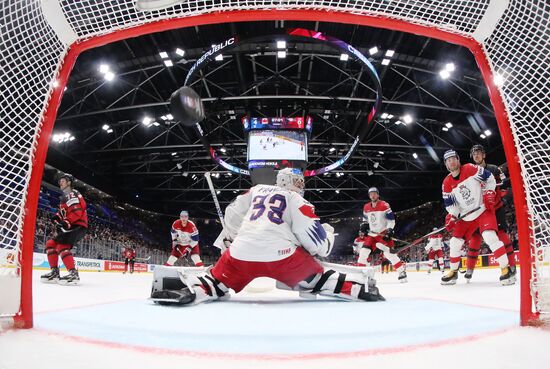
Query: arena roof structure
xmin=47 ymin=20 xmax=503 ymax=217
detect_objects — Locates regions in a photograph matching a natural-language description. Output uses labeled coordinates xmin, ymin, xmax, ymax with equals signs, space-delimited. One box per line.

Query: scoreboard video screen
xmin=247 ymin=130 xmax=307 ymax=161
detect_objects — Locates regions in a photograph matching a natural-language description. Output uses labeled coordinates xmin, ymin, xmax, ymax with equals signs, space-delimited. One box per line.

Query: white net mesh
xmin=0 ymin=0 xmax=548 ymax=323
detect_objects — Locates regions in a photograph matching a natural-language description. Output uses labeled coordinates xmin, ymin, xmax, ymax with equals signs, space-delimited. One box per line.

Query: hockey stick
xmin=392 ymin=206 xmax=483 ymax=255
xmin=205 ymin=172 xmax=231 ymax=252
xmin=205 ymin=172 xmax=226 ymax=230
xmin=136 ymin=256 xmax=151 ymax=262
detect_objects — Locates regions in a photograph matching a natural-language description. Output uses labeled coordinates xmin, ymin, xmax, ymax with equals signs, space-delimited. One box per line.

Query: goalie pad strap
xmin=197 ymin=276 xmax=212 ymax=296
xmin=205 ymin=274 xmax=226 ymax=297
xmin=311 ymin=269 xmax=336 ymax=294
xmin=334 ymin=273 xmax=347 ymax=294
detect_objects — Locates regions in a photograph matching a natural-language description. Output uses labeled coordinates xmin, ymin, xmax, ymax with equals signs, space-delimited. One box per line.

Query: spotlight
xmin=402 ymin=114 xmax=413 ymax=124
xmin=380 ymin=113 xmax=389 ymax=119
xmin=175 ymin=48 xmax=185 ymax=56
xmin=159 ymin=51 xmax=168 ymax=59
xmin=98 ymin=64 xmax=110 ymax=73
xmin=445 ymin=62 xmax=455 ymax=72
xmin=439 ymin=70 xmax=450 ymax=79
xmin=445 ymin=122 xmax=453 ymax=128
xmin=277 ymin=51 xmax=286 ymax=58
xmin=340 ymin=53 xmax=349 ymax=61
xmin=215 ymin=54 xmax=223 ymax=61
xmin=329 ymin=147 xmax=336 ymax=153
xmin=381 ymin=58 xmax=391 ymax=66
xmin=164 ymin=60 xmax=173 ymax=67
xmin=276 ymin=40 xmax=286 ymax=49
xmin=102 ymin=124 xmax=110 ymax=131
xmin=385 ymin=50 xmax=395 ymax=57
xmin=369 ymin=47 xmax=378 ymax=55
xmin=484 ymin=129 xmax=492 ymax=136
xmin=104 ymin=72 xmax=115 ymax=81
xmin=494 ymin=73 xmax=504 ymax=86
xmin=413 ymin=153 xmax=418 ymax=159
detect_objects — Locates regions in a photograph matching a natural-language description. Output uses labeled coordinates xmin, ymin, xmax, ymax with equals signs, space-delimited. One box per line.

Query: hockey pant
xmin=449 ymin=230 xmax=509 ymax=271
xmin=375 ymin=243 xmax=404 ymax=272
xmin=466 ymin=230 xmax=516 ymax=270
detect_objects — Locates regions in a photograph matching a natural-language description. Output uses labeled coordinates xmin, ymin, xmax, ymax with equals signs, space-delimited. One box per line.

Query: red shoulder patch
xmin=299 ymin=204 xmax=319 ymax=219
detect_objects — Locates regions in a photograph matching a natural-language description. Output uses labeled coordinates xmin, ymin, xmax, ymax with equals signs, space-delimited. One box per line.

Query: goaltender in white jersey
xmin=219 ymin=184 xmax=332 ymax=261
xmin=151 ymin=168 xmax=385 ymax=306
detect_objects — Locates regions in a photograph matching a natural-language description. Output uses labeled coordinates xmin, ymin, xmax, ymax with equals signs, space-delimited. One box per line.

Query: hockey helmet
xmin=58 ymin=173 xmax=74 ymax=185
xmin=470 ymin=144 xmax=485 ymax=158
xmin=180 ymin=210 xmax=189 ymax=217
xmin=368 ymin=187 xmax=379 ymax=194
xmin=443 ymin=149 xmax=459 ymax=162
xmin=359 ymin=222 xmax=369 ymax=234
xmin=276 ymin=168 xmax=305 ymax=194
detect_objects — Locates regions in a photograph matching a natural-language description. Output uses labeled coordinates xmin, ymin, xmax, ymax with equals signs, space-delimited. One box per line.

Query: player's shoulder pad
xmin=172 ymin=219 xmax=180 ymax=228
xmin=378 ymin=200 xmax=391 ymax=210
xmin=442 ymin=173 xmax=454 ymax=190
xmin=463 ymin=163 xmax=479 ymax=174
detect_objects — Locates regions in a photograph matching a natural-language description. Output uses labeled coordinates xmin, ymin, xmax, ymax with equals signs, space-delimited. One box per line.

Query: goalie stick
xmin=205 ymin=172 xmax=226 ymax=230
xmin=391 ymin=206 xmax=483 ymax=255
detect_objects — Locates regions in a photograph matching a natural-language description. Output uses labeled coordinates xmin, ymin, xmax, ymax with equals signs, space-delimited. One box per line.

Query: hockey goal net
xmin=0 ymin=0 xmax=548 ymax=328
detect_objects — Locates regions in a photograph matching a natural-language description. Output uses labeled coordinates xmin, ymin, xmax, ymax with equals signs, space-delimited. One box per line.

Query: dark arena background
xmin=0 ymin=1 xmax=548 ymax=368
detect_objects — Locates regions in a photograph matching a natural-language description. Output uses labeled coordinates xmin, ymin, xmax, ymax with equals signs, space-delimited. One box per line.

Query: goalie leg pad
xmin=298 ymin=270 xmax=384 ymax=302
xmin=179 ymin=271 xmax=230 ymax=304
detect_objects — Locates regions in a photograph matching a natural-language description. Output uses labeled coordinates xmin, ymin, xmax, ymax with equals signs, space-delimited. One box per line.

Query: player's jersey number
xmin=250 ymin=194 xmax=287 ymax=224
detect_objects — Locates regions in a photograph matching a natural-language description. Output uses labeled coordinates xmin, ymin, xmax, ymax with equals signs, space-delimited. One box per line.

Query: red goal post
xmin=0 ymin=0 xmax=547 ymax=328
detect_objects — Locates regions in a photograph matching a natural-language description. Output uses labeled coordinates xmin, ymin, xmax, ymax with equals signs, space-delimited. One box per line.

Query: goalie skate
xmin=150 ymin=288 xmax=196 ymax=306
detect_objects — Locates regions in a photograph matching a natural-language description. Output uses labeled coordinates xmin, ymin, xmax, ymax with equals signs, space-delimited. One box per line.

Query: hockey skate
xmin=58 ymin=269 xmax=80 ymax=285
xmin=151 ymin=288 xmax=196 ymax=306
xmin=500 ymin=267 xmax=516 ymax=286
xmin=398 ymin=270 xmax=407 ymax=283
xmin=464 ymin=269 xmax=474 ymax=283
xmin=358 ymin=284 xmax=386 ymax=301
xmin=441 ymin=269 xmax=458 ymax=285
xmin=427 ymin=268 xmax=432 ymax=274
xmin=40 ymin=267 xmax=60 ymax=284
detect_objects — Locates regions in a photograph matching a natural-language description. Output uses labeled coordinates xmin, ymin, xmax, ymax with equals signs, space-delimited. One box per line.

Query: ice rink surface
xmin=1 ymin=268 xmax=550 ymax=369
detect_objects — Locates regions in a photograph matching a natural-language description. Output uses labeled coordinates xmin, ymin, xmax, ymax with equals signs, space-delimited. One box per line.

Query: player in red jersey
xmin=122 ymin=246 xmax=136 ymax=274
xmin=440 ymin=150 xmax=514 ymax=285
xmin=353 ymin=222 xmax=376 ymax=265
xmin=40 ymin=174 xmax=88 ymax=285
xmin=425 ymin=228 xmax=445 ymax=273
xmin=463 ymin=144 xmax=517 ymax=282
xmin=362 ymin=187 xmax=407 ymax=282
xmin=165 ymin=210 xmax=203 ymax=267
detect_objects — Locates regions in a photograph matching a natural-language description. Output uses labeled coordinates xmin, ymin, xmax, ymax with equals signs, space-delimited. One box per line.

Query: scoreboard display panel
xmin=247 ymin=130 xmax=307 ymax=162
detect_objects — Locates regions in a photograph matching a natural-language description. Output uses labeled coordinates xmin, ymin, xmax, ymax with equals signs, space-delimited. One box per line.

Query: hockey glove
xmin=52 ymin=213 xmax=62 ymax=225
xmin=383 ymin=228 xmax=394 ymax=241
xmin=445 ymin=214 xmax=457 ymax=233
xmin=483 ymin=190 xmax=497 ymax=210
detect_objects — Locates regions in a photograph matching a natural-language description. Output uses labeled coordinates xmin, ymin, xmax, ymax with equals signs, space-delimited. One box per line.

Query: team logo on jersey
xmin=370 ymin=213 xmax=377 ymax=223
xmin=458 ymin=185 xmax=471 ymax=200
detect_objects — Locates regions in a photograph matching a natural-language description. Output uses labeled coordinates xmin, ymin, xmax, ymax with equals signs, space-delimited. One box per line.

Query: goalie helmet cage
xmin=0 ymin=0 xmax=547 ymax=328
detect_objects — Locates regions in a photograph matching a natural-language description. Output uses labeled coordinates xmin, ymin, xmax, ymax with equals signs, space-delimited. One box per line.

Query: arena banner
xmin=104 ymin=260 xmax=147 ymax=272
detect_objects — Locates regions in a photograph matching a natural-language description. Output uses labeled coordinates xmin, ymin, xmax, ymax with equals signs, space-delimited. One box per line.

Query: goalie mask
xmin=276 ymin=168 xmax=305 ymax=195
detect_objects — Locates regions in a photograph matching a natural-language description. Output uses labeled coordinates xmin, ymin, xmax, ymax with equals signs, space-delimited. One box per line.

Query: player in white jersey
xmin=151 ymin=168 xmax=385 ymax=305
xmin=425 ymin=228 xmax=445 ymax=273
xmin=362 ymin=187 xmax=407 ymax=282
xmin=441 ymin=150 xmax=513 ymax=285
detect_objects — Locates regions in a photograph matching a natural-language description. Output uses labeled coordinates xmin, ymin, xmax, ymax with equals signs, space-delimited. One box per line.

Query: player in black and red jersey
xmin=41 ymin=173 xmax=88 ymax=285
xmin=122 ymin=246 xmax=136 ymax=274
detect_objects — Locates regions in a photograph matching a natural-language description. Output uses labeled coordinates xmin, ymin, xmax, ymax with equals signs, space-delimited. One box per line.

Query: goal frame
xmin=15 ymin=9 xmax=536 ymax=328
